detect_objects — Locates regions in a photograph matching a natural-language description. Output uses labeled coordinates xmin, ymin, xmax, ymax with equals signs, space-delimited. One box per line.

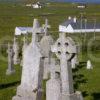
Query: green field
xmin=0 ymin=2 xmax=100 ymax=100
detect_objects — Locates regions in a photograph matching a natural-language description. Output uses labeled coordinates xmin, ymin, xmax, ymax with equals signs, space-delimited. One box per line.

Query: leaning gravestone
xmin=40 ymin=19 xmax=54 ymax=80
xmin=46 ymin=58 xmax=61 ymax=100
xmin=12 ymin=19 xmax=44 ymax=100
xmin=13 ymin=37 xmax=20 ymax=65
xmin=6 ymin=43 xmax=15 ymax=75
xmin=51 ymin=32 xmax=83 ymax=100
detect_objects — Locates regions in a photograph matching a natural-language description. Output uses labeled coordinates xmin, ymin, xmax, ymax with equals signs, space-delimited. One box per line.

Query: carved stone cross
xmin=51 ymin=33 xmax=77 ymax=99
xmin=42 ymin=19 xmax=51 ymax=36
xmin=32 ymin=19 xmax=44 ymax=43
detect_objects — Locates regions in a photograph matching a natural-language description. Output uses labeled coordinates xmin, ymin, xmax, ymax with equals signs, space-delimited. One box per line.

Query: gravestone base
xmin=12 ymin=86 xmax=37 ymax=100
xmin=6 ymin=69 xmax=15 ymax=75
xmin=62 ymin=91 xmax=83 ymax=100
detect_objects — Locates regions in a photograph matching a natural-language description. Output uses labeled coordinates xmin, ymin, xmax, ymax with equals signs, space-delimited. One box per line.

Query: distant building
xmin=15 ymin=26 xmax=45 ymax=35
xmin=25 ymin=2 xmax=44 ymax=9
xmin=77 ymin=3 xmax=86 ymax=9
xmin=32 ymin=2 xmax=43 ymax=9
xmin=15 ymin=27 xmax=33 ymax=35
xmin=59 ymin=17 xmax=100 ymax=33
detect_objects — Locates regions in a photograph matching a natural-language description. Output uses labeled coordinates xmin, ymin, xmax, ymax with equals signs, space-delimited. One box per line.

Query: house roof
xmin=61 ymin=19 xmax=100 ymax=30
xmin=15 ymin=27 xmax=33 ymax=35
xmin=15 ymin=26 xmax=45 ymax=35
xmin=17 ymin=27 xmax=33 ymax=31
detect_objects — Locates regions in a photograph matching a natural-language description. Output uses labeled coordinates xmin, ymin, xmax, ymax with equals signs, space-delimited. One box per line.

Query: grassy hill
xmin=0 ymin=2 xmax=100 ymax=100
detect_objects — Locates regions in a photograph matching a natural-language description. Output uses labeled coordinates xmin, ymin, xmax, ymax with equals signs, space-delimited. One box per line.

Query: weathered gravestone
xmin=46 ymin=58 xmax=61 ymax=100
xmin=51 ymin=32 xmax=83 ymax=100
xmin=13 ymin=37 xmax=20 ymax=65
xmin=40 ymin=19 xmax=54 ymax=80
xmin=12 ymin=19 xmax=44 ymax=100
xmin=6 ymin=43 xmax=15 ymax=75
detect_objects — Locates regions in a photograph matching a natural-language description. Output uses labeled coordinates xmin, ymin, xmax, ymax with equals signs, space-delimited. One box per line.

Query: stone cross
xmin=51 ymin=33 xmax=76 ymax=94
xmin=6 ymin=43 xmax=15 ymax=75
xmin=13 ymin=37 xmax=20 ymax=65
xmin=32 ymin=19 xmax=44 ymax=43
xmin=43 ymin=19 xmax=51 ymax=36
xmin=51 ymin=33 xmax=83 ymax=100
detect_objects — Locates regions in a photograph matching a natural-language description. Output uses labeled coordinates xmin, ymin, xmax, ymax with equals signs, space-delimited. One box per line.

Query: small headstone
xmin=13 ymin=37 xmax=20 ymax=65
xmin=46 ymin=58 xmax=61 ymax=100
xmin=87 ymin=60 xmax=93 ymax=69
xmin=6 ymin=43 xmax=15 ymax=75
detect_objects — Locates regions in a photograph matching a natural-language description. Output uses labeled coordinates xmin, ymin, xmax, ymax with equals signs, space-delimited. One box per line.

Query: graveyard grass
xmin=0 ymin=2 xmax=100 ymax=100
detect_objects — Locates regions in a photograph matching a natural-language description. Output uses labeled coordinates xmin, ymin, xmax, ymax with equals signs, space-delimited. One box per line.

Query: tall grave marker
xmin=51 ymin=33 xmax=83 ymax=100
xmin=12 ymin=19 xmax=44 ymax=100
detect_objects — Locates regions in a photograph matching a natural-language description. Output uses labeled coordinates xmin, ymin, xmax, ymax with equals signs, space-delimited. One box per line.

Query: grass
xmin=74 ymin=53 xmax=100 ymax=100
xmin=0 ymin=1 xmax=100 ymax=100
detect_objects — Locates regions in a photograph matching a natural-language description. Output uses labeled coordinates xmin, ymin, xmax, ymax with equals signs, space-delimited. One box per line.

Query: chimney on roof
xmin=68 ymin=16 xmax=71 ymax=20
xmin=73 ymin=17 xmax=77 ymax=23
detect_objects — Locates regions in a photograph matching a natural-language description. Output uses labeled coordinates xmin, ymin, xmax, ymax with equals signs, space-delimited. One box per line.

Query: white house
xmin=59 ymin=17 xmax=100 ymax=33
xmin=77 ymin=4 xmax=86 ymax=9
xmin=32 ymin=2 xmax=42 ymax=9
xmin=15 ymin=26 xmax=45 ymax=36
xmin=15 ymin=27 xmax=33 ymax=35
